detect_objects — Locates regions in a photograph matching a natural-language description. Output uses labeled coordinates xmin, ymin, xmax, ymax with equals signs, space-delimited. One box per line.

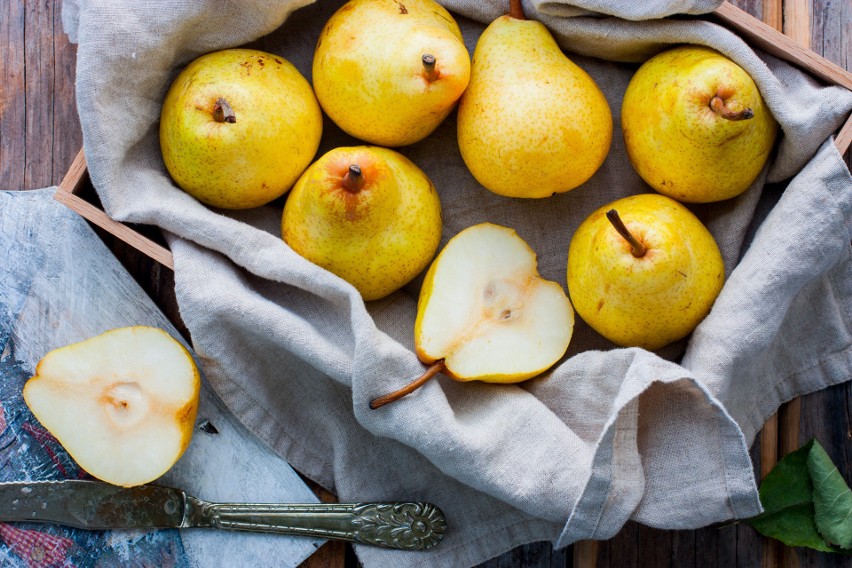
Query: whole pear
xmin=312 ymin=0 xmax=470 ymax=147
xmin=160 ymin=49 xmax=322 ymax=209
xmin=282 ymin=146 xmax=442 ymax=301
xmin=567 ymin=194 xmax=724 ymax=350
xmin=622 ymin=45 xmax=778 ymax=203
xmin=457 ymin=1 xmax=612 ymax=198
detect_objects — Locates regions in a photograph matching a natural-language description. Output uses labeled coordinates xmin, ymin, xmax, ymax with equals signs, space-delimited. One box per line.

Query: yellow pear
xmin=23 ymin=327 xmax=201 ymax=487
xmin=160 ymin=49 xmax=322 ymax=209
xmin=370 ymin=223 xmax=574 ymax=409
xmin=567 ymin=194 xmax=724 ymax=350
xmin=622 ymin=45 xmax=778 ymax=203
xmin=312 ymin=0 xmax=470 ymax=147
xmin=457 ymin=1 xmax=612 ymax=198
xmin=282 ymin=146 xmax=442 ymax=301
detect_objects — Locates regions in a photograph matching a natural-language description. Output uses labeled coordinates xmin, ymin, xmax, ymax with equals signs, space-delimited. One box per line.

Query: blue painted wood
xmin=0 ymin=189 xmax=322 ymax=567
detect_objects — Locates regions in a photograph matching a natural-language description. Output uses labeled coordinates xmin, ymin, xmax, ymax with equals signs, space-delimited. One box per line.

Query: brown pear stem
xmin=422 ymin=54 xmax=439 ymax=82
xmin=369 ymin=360 xmax=446 ymax=410
xmin=709 ymin=95 xmax=754 ymax=121
xmin=341 ymin=164 xmax=364 ymax=194
xmin=509 ymin=0 xmax=525 ymax=19
xmin=213 ymin=98 xmax=236 ymax=123
xmin=606 ymin=209 xmax=647 ymax=258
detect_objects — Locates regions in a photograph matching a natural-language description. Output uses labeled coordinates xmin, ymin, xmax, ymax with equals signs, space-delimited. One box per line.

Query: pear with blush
xmin=312 ymin=0 xmax=470 ymax=147
xmin=282 ymin=146 xmax=442 ymax=301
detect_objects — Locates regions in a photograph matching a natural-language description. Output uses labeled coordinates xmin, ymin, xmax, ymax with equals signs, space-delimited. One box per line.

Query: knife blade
xmin=0 ymin=480 xmax=446 ymax=551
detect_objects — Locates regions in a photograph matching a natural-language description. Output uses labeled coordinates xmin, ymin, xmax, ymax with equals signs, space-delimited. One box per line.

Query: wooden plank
xmin=57 ymin=148 xmax=87 ymax=194
xmin=836 ymin=115 xmax=852 ymax=155
xmin=0 ymin=0 xmax=26 ymax=191
xmin=573 ymin=540 xmax=599 ymax=568
xmin=637 ymin=526 xmax=671 ymax=568
xmin=784 ymin=0 xmax=811 ymax=48
xmin=54 ymin=151 xmax=176 ymax=270
xmin=53 ymin=187 xmax=176 ymax=270
xmin=23 ymin=0 xmax=54 ymax=189
xmin=713 ymin=2 xmax=852 ymax=91
xmin=51 ymin=2 xmax=82 ymax=183
xmin=761 ymin=0 xmax=782 ymax=31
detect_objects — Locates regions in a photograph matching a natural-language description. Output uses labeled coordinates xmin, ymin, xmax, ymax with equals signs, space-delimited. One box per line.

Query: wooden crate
xmin=50 ymin=4 xmax=851 ymax=568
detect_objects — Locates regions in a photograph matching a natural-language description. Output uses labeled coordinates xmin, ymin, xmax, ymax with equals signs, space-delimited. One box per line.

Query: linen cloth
xmin=63 ymin=0 xmax=852 ymax=565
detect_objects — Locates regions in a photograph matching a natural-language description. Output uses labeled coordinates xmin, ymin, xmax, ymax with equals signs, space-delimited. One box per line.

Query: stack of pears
xmin=154 ymin=0 xmax=780 ymax=410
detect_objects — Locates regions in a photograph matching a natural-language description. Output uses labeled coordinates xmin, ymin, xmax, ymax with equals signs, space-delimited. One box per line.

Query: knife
xmin=0 ymin=480 xmax=446 ymax=551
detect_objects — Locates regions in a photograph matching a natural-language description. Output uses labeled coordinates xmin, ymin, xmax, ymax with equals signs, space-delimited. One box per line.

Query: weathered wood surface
xmin=0 ymin=190 xmax=323 ymax=567
xmin=0 ymin=0 xmax=849 ymax=567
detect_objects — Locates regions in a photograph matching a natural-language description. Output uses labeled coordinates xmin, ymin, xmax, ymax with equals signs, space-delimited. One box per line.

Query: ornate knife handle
xmin=184 ymin=498 xmax=446 ymax=551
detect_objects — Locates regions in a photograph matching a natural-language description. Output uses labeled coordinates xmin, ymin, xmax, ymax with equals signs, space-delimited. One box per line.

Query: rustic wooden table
xmin=2 ymin=1 xmax=850 ymax=567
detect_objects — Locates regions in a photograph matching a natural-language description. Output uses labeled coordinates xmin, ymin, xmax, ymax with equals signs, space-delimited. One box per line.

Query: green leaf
xmin=808 ymin=440 xmax=852 ymax=548
xmin=748 ymin=440 xmax=837 ymax=551
xmin=749 ymin=502 xmax=837 ymax=552
xmin=755 ymin=440 xmax=815 ymax=515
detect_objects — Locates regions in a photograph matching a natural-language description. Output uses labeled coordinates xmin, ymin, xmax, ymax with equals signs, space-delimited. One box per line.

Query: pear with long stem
xmin=567 ymin=194 xmax=725 ymax=350
xmin=370 ymin=223 xmax=574 ymax=410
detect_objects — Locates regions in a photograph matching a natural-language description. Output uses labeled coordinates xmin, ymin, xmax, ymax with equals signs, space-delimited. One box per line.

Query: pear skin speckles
xmin=621 ymin=45 xmax=778 ymax=203
xmin=160 ymin=49 xmax=322 ymax=209
xmin=457 ymin=16 xmax=612 ymax=198
xmin=282 ymin=146 xmax=442 ymax=301
xmin=567 ymin=194 xmax=724 ymax=350
xmin=312 ymin=0 xmax=470 ymax=147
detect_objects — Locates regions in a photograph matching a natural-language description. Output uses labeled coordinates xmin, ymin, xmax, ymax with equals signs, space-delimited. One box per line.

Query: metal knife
xmin=0 ymin=480 xmax=446 ymax=551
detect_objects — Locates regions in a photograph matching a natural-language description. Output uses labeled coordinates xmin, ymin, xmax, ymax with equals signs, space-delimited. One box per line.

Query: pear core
xmin=22 ymin=326 xmax=201 ymax=487
xmin=415 ymin=223 xmax=574 ymax=383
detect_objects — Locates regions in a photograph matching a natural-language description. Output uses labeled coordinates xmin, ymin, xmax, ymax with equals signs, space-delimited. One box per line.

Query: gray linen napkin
xmin=63 ymin=0 xmax=852 ymax=565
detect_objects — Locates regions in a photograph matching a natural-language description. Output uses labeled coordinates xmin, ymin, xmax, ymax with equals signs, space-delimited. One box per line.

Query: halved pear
xmin=370 ymin=223 xmax=574 ymax=408
xmin=23 ymin=326 xmax=200 ymax=487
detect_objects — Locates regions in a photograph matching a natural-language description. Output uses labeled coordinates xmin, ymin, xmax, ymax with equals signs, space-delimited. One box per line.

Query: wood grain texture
xmin=0 ymin=0 xmax=26 ymax=191
xmin=0 ymin=190 xmax=323 ymax=568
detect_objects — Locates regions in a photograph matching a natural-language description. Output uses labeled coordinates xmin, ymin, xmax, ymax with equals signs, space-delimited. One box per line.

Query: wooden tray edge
xmin=54 ymin=149 xmax=176 ymax=270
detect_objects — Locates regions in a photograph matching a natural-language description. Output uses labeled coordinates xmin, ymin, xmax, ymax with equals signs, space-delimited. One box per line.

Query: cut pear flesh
xmin=416 ymin=223 xmax=574 ymax=383
xmin=23 ymin=326 xmax=200 ymax=487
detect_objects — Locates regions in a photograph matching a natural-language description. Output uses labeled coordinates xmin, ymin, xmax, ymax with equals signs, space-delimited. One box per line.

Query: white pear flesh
xmin=23 ymin=326 xmax=200 ymax=487
xmin=416 ymin=223 xmax=574 ymax=383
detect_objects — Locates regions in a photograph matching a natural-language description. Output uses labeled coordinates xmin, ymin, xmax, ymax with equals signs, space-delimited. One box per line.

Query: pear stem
xmin=710 ymin=95 xmax=753 ymax=121
xmin=606 ymin=209 xmax=647 ymax=258
xmin=342 ymin=164 xmax=364 ymax=194
xmin=509 ymin=0 xmax=525 ymax=19
xmin=369 ymin=360 xmax=446 ymax=410
xmin=213 ymin=98 xmax=236 ymax=123
xmin=422 ymin=54 xmax=439 ymax=82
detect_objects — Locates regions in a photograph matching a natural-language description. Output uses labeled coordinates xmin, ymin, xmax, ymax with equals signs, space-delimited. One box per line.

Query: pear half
xmin=371 ymin=223 xmax=574 ymax=408
xmin=23 ymin=327 xmax=200 ymax=487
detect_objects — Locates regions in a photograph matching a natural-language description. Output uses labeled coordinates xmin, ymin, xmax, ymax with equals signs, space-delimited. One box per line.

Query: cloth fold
xmin=63 ymin=0 xmax=852 ymax=565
